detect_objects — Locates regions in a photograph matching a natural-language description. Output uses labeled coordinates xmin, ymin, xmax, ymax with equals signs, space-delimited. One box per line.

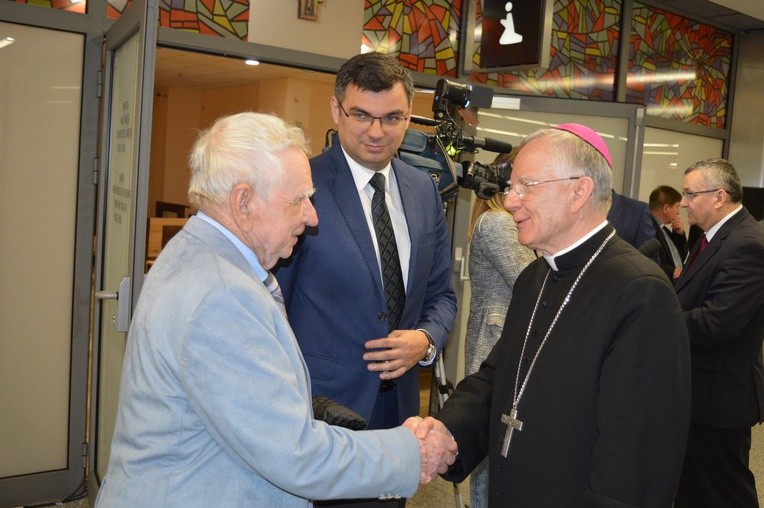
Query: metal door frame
xmin=0 ymin=3 xmax=102 ymax=505
xmin=88 ymin=0 xmax=158 ymax=499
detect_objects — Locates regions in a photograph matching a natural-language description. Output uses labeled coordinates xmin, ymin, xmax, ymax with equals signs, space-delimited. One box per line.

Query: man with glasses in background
xmin=674 ymin=158 xmax=764 ymax=507
xmin=413 ymin=123 xmax=691 ymax=506
xmin=275 ymin=52 xmax=456 ymax=507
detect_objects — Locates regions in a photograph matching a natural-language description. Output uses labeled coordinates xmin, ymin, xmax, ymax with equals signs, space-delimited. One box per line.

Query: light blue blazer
xmin=276 ymin=143 xmax=457 ymax=424
xmin=95 ymin=216 xmax=419 ymax=507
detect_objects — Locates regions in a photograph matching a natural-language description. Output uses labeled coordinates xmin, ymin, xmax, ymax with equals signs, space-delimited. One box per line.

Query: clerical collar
xmin=543 ymin=221 xmax=609 ymax=271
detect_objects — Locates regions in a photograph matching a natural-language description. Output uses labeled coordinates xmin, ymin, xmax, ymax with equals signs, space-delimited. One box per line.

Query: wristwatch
xmin=419 ymin=329 xmax=436 ymax=363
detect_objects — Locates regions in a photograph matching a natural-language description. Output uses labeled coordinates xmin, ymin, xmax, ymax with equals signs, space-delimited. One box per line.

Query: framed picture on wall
xmin=298 ymin=0 xmax=318 ymax=21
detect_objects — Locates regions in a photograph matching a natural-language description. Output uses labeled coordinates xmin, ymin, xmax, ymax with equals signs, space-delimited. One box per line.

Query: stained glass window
xmin=363 ymin=0 xmax=461 ymax=76
xmin=627 ymin=2 xmax=732 ymax=127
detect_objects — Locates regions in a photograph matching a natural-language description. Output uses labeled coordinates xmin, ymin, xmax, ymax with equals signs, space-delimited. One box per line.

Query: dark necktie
xmin=686 ymin=234 xmax=708 ymax=268
xmin=264 ymin=271 xmax=288 ymax=320
xmin=370 ymin=173 xmax=405 ymax=331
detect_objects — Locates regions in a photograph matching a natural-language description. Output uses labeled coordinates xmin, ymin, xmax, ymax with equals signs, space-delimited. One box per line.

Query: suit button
xmin=379 ymin=312 xmax=388 ymax=321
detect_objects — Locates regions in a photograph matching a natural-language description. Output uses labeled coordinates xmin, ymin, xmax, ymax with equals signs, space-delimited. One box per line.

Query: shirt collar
xmin=196 ymin=211 xmax=267 ymax=282
xmin=341 ymin=145 xmax=393 ymax=192
xmin=704 ymin=204 xmax=742 ymax=242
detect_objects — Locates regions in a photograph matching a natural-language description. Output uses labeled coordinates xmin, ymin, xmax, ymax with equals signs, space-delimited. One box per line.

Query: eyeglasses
xmin=681 ymin=188 xmax=723 ymax=199
xmin=503 ymin=176 xmax=583 ymax=199
xmin=338 ymin=103 xmax=408 ymax=128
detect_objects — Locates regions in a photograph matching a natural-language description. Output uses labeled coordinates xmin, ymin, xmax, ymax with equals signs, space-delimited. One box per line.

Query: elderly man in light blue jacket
xmin=95 ymin=112 xmax=456 ymax=507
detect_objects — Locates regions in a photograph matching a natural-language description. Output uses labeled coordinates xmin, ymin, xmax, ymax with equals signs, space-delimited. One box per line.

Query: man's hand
xmin=364 ymin=330 xmax=430 ymax=380
xmin=403 ymin=417 xmax=458 ymax=484
xmin=412 ymin=416 xmax=452 ymax=439
xmin=671 ymin=215 xmax=685 ymax=235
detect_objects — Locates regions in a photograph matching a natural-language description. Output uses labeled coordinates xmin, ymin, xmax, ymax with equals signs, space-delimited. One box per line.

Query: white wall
xmin=249 ymin=0 xmax=365 ymax=60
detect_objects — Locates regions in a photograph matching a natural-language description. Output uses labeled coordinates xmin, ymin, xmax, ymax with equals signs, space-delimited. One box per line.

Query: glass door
xmin=91 ymin=0 xmax=157 ymax=490
xmin=0 ymin=20 xmax=92 ymax=507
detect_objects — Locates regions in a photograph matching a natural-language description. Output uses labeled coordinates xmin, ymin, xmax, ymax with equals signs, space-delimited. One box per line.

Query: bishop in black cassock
xmin=426 ymin=124 xmax=691 ymax=507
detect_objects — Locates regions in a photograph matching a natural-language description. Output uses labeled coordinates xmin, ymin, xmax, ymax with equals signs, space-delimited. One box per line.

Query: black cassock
xmin=439 ymin=225 xmax=691 ymax=507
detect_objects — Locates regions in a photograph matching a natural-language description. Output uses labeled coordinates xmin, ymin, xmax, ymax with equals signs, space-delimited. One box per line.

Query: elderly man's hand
xmin=403 ymin=416 xmax=458 ymax=484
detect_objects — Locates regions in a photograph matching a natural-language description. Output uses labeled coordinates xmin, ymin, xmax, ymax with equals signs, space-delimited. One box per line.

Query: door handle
xmin=95 ymin=276 xmax=131 ymax=332
xmin=454 ymin=247 xmax=470 ymax=282
xmin=459 ymin=255 xmax=469 ymax=282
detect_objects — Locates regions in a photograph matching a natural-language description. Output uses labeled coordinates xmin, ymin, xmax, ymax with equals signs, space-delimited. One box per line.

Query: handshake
xmin=313 ymin=396 xmax=456 ymax=484
xmin=403 ymin=416 xmax=458 ymax=484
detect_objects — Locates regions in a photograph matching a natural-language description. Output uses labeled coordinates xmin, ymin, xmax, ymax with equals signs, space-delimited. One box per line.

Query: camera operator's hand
xmin=363 ymin=330 xmax=430 ymax=379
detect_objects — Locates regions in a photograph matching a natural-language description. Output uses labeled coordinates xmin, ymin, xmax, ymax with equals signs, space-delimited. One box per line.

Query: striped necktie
xmin=264 ymin=271 xmax=288 ymax=320
xmin=370 ymin=173 xmax=405 ymax=331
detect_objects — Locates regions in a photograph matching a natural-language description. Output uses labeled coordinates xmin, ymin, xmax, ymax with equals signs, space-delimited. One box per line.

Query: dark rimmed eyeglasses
xmin=338 ymin=103 xmax=408 ymax=128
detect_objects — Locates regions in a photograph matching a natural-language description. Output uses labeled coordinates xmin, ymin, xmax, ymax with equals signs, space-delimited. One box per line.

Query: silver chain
xmin=511 ymin=230 xmax=616 ymax=411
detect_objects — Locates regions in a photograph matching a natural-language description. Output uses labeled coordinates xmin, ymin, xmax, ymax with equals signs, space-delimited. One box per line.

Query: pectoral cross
xmin=500 ymin=408 xmax=523 ymax=458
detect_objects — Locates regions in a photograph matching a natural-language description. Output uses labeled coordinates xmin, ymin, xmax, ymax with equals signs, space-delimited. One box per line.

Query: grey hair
xmin=684 ymin=158 xmax=743 ymax=203
xmin=188 ymin=112 xmax=310 ymax=208
xmin=519 ymin=127 xmax=613 ymax=213
xmin=334 ymin=52 xmax=415 ymax=104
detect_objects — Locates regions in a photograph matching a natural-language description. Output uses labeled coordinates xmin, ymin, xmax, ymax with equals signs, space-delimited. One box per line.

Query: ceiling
xmin=154 ymin=1 xmax=764 ymax=90
xmin=154 ymin=47 xmax=334 ymax=89
xmin=648 ymin=0 xmax=764 ymax=32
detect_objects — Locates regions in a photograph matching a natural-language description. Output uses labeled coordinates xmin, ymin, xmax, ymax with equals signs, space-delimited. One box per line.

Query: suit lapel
xmin=674 ymin=208 xmax=746 ymax=291
xmin=652 ymin=218 xmax=671 ymax=258
xmin=325 ymin=145 xmax=385 ymax=298
xmin=392 ymin=159 xmax=418 ymax=297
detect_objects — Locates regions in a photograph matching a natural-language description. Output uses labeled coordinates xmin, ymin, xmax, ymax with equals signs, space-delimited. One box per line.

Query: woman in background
xmin=463 ymin=151 xmax=536 ymax=508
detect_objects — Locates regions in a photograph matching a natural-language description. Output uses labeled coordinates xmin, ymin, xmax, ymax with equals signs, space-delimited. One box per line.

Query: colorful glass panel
xmin=362 ymin=0 xmax=461 ymax=77
xmin=103 ymin=0 xmax=248 ymax=39
xmin=107 ymin=0 xmax=132 ymax=18
xmin=628 ymin=2 xmax=732 ymax=128
xmin=12 ymin=0 xmax=86 ymax=13
xmin=157 ymin=0 xmax=248 ymax=39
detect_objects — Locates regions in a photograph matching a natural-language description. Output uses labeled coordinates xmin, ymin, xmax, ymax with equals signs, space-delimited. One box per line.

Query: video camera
xmin=399 ymin=79 xmax=513 ymax=201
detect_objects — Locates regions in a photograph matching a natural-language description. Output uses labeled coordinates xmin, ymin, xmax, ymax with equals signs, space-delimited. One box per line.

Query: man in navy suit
xmin=674 ymin=158 xmax=764 ymax=507
xmin=276 ymin=53 xmax=456 ymax=506
xmin=648 ymin=185 xmax=689 ymax=280
xmin=607 ymin=189 xmax=655 ymax=248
